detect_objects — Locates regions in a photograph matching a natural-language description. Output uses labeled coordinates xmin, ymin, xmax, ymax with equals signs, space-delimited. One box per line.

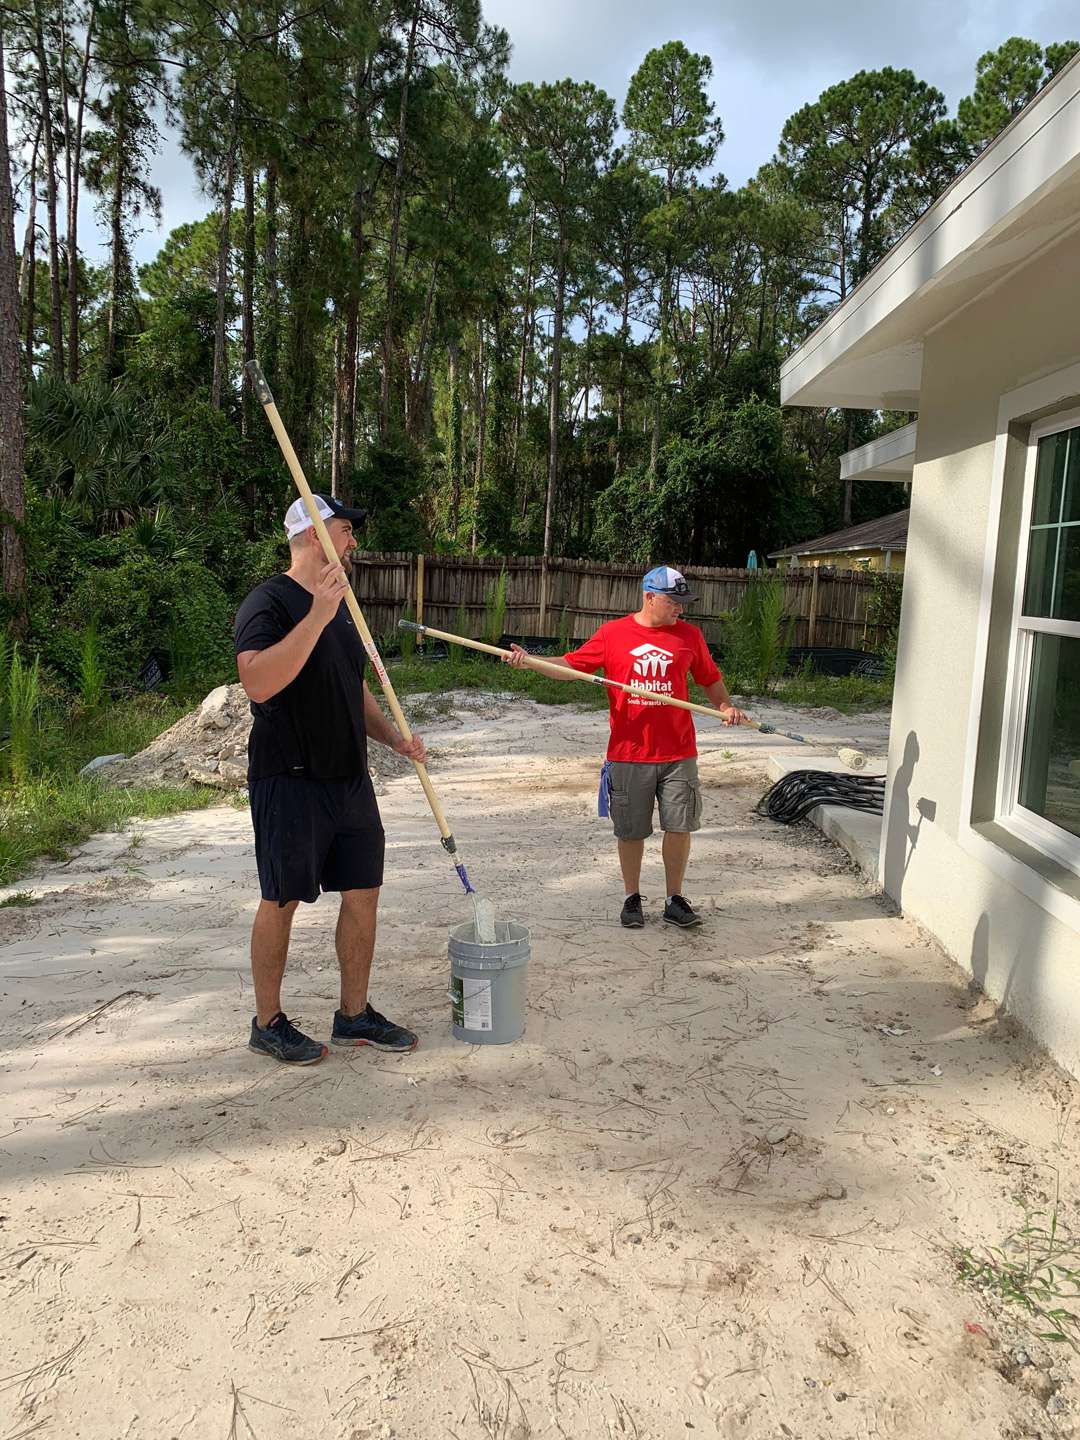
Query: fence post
xmin=538 ymin=557 xmax=549 ymax=635
xmin=807 ymin=566 xmax=820 ymax=647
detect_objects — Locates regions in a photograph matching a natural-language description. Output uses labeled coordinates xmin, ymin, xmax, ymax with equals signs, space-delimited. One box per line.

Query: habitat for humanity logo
xmin=630 ymin=642 xmax=674 ymax=679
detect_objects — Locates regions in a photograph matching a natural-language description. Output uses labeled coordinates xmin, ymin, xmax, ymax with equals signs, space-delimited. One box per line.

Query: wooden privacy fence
xmin=351 ymin=552 xmax=891 ymax=651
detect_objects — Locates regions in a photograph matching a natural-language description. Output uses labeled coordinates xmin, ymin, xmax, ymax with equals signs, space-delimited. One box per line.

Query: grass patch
xmin=0 ymin=674 xmax=216 ymax=887
xmin=0 ymin=775 xmax=218 ymax=886
xmin=958 ymin=1206 xmax=1080 ymax=1349
xmin=35 ymin=692 xmax=192 ymax=776
xmin=0 ymin=890 xmax=37 ymax=907
xmin=774 ymin=671 xmax=893 ymax=713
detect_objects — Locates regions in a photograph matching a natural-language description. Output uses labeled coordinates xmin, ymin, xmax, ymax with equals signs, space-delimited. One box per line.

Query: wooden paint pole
xmin=400 ymin=621 xmax=809 ymax=744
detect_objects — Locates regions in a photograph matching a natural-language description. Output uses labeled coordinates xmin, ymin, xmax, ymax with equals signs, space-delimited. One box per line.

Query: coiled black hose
xmin=756 ymin=770 xmax=885 ymax=825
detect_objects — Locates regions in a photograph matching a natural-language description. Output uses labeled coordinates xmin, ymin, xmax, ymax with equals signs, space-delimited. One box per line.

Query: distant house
xmin=769 ymin=509 xmax=909 ymax=573
xmin=780 ymin=55 xmax=1080 ymax=1074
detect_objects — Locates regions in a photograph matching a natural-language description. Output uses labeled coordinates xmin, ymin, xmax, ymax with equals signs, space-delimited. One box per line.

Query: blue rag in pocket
xmin=597 ymin=760 xmax=613 ymax=818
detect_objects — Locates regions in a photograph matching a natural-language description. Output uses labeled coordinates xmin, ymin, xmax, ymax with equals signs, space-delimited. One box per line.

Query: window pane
xmin=1018 ymin=633 xmax=1080 ymax=840
xmin=1066 ymin=431 xmax=1080 ymax=523
xmin=1061 ymin=527 xmax=1080 ymax=622
xmin=1024 ymin=528 xmax=1060 ymax=617
xmin=1032 ymin=430 xmax=1069 ymax=525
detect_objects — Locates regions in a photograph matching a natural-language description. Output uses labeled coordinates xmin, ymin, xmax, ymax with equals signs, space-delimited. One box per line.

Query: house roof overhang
xmin=839 ymin=421 xmax=917 ymax=482
xmin=780 ymin=57 xmax=1080 ymax=411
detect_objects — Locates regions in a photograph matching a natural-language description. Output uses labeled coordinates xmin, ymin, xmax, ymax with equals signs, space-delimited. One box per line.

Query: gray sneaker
xmin=249 ymin=1012 xmax=327 ymax=1064
xmin=663 ymin=895 xmax=702 ymax=929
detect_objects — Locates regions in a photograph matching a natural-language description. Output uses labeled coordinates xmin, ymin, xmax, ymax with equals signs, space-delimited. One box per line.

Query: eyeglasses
xmin=652 ymin=580 xmax=690 ymax=598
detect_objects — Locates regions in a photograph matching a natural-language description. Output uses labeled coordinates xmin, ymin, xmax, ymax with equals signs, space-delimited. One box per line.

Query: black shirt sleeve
xmin=234 ymin=584 xmax=291 ymax=656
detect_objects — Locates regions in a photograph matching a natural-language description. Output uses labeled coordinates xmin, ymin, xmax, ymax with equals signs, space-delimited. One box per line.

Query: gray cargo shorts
xmin=608 ymin=758 xmax=702 ymax=841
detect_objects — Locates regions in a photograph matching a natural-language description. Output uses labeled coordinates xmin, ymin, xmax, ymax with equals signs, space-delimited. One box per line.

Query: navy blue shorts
xmin=249 ymin=774 xmax=385 ymax=905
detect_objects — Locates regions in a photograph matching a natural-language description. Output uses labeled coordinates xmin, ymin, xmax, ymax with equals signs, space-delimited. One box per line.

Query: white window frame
xmin=996 ymin=407 xmax=1080 ymax=875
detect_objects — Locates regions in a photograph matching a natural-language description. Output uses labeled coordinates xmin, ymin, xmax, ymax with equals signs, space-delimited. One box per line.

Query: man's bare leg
xmin=337 ymin=887 xmax=379 ymax=1015
xmin=251 ymin=899 xmax=300 ymax=1024
xmin=618 ymin=839 xmax=645 ymax=895
xmin=662 ymin=830 xmax=691 ymax=897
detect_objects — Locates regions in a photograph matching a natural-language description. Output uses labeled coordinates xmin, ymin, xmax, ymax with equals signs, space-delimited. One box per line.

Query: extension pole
xmin=247 ymin=362 xmax=479 ymax=895
xmin=399 ymin=620 xmax=807 ymax=744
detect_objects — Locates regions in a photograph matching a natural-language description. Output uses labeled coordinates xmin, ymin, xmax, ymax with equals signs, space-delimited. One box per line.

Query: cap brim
xmin=325 ymin=497 xmax=368 ymax=525
xmin=647 ymin=588 xmax=697 ymax=603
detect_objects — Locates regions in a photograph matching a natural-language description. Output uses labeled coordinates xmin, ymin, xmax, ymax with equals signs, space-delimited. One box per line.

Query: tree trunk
xmin=330 ymin=324 xmax=341 ymax=498
xmin=105 ymin=137 xmax=126 ymax=375
xmin=447 ymin=336 xmax=462 ymax=541
xmin=339 ymin=173 xmax=364 ymax=485
xmin=615 ymin=278 xmax=629 ymax=474
xmin=379 ymin=6 xmax=420 ymax=442
xmin=283 ymin=204 xmax=315 ymax=464
xmin=33 ymin=1 xmax=64 ymax=377
xmin=842 ymin=409 xmax=854 ymax=526
xmin=543 ymin=231 xmax=566 ymax=563
xmin=211 ymin=121 xmax=238 ymax=410
xmin=240 ymin=167 xmax=255 ymax=433
xmin=471 ymin=323 xmax=487 ymax=555
xmin=18 ymin=125 xmax=40 ymax=375
xmin=511 ymin=202 xmax=536 ymax=467
xmin=63 ymin=0 xmax=95 ymax=381
xmin=0 ymin=19 xmax=27 ymax=629
xmin=407 ymin=262 xmax=438 ymax=443
xmin=103 ymin=0 xmax=131 ymax=381
xmin=263 ymin=161 xmax=279 ymax=383
xmin=582 ymin=297 xmax=593 ymax=426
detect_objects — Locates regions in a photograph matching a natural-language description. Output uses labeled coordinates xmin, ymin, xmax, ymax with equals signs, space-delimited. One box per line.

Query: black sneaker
xmin=249 ymin=1012 xmax=327 ymax=1065
xmin=620 ymin=893 xmax=645 ymax=928
xmin=663 ymin=895 xmax=703 ymax=929
xmin=331 ymin=1003 xmax=418 ymax=1052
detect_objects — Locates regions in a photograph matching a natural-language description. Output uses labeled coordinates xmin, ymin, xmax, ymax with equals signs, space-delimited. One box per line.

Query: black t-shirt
xmin=233 ymin=574 xmax=369 ymax=781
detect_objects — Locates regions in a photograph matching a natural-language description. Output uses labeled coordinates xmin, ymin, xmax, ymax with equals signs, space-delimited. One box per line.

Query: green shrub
xmin=482 ymin=568 xmax=508 ymax=647
xmin=45 ymin=552 xmax=234 ymax=692
xmin=556 ymin=606 xmax=573 ymax=655
xmin=719 ymin=574 xmax=793 ymax=695
xmin=79 ymin=623 xmax=106 ymax=709
xmin=867 ymin=571 xmax=903 ymax=657
xmin=3 ymin=645 xmax=43 ymax=785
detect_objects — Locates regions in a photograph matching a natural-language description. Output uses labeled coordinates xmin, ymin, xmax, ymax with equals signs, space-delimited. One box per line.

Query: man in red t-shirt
xmin=507 ymin=565 xmax=746 ymax=929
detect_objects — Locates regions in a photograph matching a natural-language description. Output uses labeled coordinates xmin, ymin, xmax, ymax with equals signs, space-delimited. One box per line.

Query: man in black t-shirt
xmin=234 ymin=493 xmax=427 ymax=1065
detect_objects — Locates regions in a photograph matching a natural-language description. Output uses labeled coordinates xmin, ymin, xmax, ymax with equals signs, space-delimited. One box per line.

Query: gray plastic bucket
xmin=448 ymin=920 xmax=530 ymax=1045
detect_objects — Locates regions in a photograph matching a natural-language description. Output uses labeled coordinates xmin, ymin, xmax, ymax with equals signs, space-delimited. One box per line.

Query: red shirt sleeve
xmin=564 ymin=624 xmax=607 ymax=674
xmin=689 ymin=625 xmax=721 ymax=687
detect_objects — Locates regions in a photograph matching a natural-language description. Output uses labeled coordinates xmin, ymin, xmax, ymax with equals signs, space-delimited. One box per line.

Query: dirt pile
xmin=101 ymin=684 xmax=517 ymax=792
xmin=101 ymin=683 xmax=422 ymax=791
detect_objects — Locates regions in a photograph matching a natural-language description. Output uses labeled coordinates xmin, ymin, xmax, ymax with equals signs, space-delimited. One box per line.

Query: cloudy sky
xmin=78 ymin=0 xmax=1080 ymax=265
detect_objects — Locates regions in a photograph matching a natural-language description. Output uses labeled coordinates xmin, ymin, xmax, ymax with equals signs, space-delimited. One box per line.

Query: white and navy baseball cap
xmin=642 ymin=564 xmax=697 ymax=603
xmin=284 ymin=493 xmax=367 ymax=540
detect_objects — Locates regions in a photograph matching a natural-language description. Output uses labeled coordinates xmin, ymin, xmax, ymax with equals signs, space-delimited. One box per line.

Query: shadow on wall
xmin=882 ymin=730 xmax=938 ymax=904
xmin=969 ymin=902 xmax=1055 ymax=1054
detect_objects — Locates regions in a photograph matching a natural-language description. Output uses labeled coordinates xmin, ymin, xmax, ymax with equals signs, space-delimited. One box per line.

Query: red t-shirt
xmin=564 ymin=614 xmax=721 ymax=762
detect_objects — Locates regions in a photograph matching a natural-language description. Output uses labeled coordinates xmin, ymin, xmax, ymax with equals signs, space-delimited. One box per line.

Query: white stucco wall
xmin=883 ymin=227 xmax=1080 ymax=1073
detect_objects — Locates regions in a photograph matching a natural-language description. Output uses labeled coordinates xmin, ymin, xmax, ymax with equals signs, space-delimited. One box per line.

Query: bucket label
xmin=461 ymin=977 xmax=492 ymax=1032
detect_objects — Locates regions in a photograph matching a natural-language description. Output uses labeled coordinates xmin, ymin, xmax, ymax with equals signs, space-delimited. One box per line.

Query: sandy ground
xmin=2 ymin=695 xmax=1080 ymax=1439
